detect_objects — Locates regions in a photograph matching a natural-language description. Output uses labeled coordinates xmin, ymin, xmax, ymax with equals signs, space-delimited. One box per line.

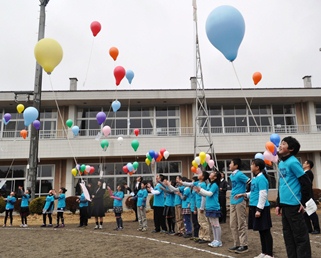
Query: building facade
xmin=0 ymin=78 xmax=321 ymax=200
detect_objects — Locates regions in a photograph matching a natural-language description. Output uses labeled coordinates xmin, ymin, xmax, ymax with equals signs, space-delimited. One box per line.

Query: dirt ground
xmin=0 ymin=209 xmax=320 ymax=258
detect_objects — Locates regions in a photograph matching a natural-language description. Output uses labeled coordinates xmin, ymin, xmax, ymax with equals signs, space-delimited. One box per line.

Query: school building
xmin=0 ymin=76 xmax=321 ymax=200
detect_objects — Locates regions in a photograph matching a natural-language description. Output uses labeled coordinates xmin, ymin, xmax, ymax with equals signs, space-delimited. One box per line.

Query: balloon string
xmin=48 ymin=76 xmax=82 ymax=179
xmin=82 ymin=37 xmax=95 ymax=88
xmin=231 ymin=62 xmax=261 ymax=133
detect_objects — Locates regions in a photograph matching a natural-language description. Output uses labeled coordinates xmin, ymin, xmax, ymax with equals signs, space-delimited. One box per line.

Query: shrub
xmin=103 ymin=189 xmax=113 ymax=212
xmin=125 ymin=196 xmax=135 ymax=209
xmin=66 ymin=196 xmax=79 ymax=214
xmin=14 ymin=199 xmax=22 ymax=213
xmin=149 ymin=195 xmax=154 ymax=209
xmin=0 ymin=197 xmax=5 ymax=213
xmin=29 ymin=197 xmax=46 ymax=215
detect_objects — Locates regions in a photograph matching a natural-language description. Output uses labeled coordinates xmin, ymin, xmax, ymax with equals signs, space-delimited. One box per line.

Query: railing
xmin=0 ymin=125 xmax=319 ymax=140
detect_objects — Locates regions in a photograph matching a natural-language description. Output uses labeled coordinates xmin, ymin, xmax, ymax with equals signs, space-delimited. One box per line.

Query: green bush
xmin=66 ymin=196 xmax=79 ymax=214
xmin=0 ymin=197 xmax=5 ymax=213
xmin=29 ymin=197 xmax=46 ymax=215
xmin=14 ymin=199 xmax=22 ymax=213
xmin=149 ymin=195 xmax=154 ymax=209
xmin=103 ymin=189 xmax=114 ymax=212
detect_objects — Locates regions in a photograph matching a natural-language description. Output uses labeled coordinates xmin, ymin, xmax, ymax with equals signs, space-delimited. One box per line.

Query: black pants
xmin=79 ymin=207 xmax=88 ymax=226
xmin=191 ymin=211 xmax=200 ymax=237
xmin=133 ymin=199 xmax=138 ymax=221
xmin=56 ymin=212 xmax=64 ymax=225
xmin=219 ymin=195 xmax=227 ymax=223
xmin=282 ymin=205 xmax=311 ymax=258
xmin=43 ymin=213 xmax=52 ymax=225
xmin=304 ymin=211 xmax=320 ymax=233
xmin=259 ymin=229 xmax=273 ymax=256
xmin=4 ymin=209 xmax=13 ymax=225
xmin=153 ymin=206 xmax=167 ymax=232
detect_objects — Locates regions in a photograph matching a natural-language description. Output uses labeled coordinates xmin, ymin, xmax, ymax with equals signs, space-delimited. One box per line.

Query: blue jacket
xmin=6 ymin=196 xmax=16 ymax=210
xmin=43 ymin=194 xmax=55 ymax=213
xmin=56 ymin=193 xmax=66 ymax=209
xmin=21 ymin=194 xmax=30 ymax=208
xmin=79 ymin=193 xmax=88 ymax=208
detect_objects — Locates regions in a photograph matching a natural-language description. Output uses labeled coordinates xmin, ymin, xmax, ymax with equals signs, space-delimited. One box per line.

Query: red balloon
xmin=114 ymin=66 xmax=126 ymax=86
xmin=159 ymin=148 xmax=166 ymax=156
xmin=90 ymin=21 xmax=101 ymax=37
xmin=134 ymin=128 xmax=140 ymax=136
xmin=122 ymin=166 xmax=129 ymax=173
xmin=89 ymin=166 xmax=95 ymax=174
xmin=156 ymin=154 xmax=163 ymax=162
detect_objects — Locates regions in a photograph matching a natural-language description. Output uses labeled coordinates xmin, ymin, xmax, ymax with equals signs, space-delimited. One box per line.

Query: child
xmin=160 ymin=179 xmax=176 ymax=235
xmin=276 ymin=136 xmax=312 ymax=258
xmin=235 ymin=159 xmax=273 ymax=258
xmin=77 ymin=188 xmax=88 ymax=227
xmin=195 ymin=171 xmax=222 ymax=248
xmin=18 ymin=186 xmax=31 ymax=228
xmin=190 ymin=176 xmax=200 ymax=241
xmin=228 ymin=158 xmax=250 ymax=254
xmin=3 ymin=191 xmax=16 ymax=227
xmin=41 ymin=189 xmax=55 ymax=227
xmin=107 ymin=185 xmax=124 ymax=230
xmin=132 ymin=180 xmax=148 ymax=231
xmin=54 ymin=187 xmax=67 ymax=228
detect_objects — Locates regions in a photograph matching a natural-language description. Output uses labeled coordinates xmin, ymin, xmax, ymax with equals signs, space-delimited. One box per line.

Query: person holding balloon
xmin=18 ymin=186 xmax=31 ymax=228
xmin=107 ymin=185 xmax=124 ymax=231
xmin=41 ymin=190 xmax=55 ymax=227
xmin=91 ymin=179 xmax=106 ymax=229
xmin=54 ymin=187 xmax=67 ymax=228
xmin=3 ymin=191 xmax=16 ymax=227
xmin=76 ymin=187 xmax=89 ymax=228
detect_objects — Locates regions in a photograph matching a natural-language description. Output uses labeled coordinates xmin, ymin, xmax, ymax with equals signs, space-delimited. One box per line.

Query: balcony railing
xmin=0 ymin=124 xmax=319 ymax=140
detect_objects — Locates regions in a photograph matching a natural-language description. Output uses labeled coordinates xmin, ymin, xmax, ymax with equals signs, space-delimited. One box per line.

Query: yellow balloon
xmin=192 ymin=160 xmax=198 ymax=168
xmin=16 ymin=104 xmax=25 ymax=114
xmin=71 ymin=168 xmax=77 ymax=177
xmin=199 ymin=152 xmax=206 ymax=164
xmin=34 ymin=38 xmax=63 ymax=74
xmin=145 ymin=158 xmax=151 ymax=166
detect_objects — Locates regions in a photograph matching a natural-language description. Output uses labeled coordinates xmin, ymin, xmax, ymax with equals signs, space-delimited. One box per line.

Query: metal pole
xmin=28 ymin=0 xmax=49 ymax=199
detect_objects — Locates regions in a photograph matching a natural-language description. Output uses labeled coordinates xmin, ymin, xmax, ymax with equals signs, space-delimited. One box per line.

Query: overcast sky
xmin=1 ymin=0 xmax=321 ymax=92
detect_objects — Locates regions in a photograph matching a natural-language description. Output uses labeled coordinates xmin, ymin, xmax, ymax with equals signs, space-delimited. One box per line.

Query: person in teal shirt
xmin=131 ymin=181 xmax=148 ymax=231
xmin=3 ymin=191 xmax=16 ymax=227
xmin=18 ymin=186 xmax=30 ymax=228
xmin=41 ymin=190 xmax=55 ymax=227
xmin=54 ymin=187 xmax=67 ymax=228
xmin=108 ymin=185 xmax=124 ymax=230
xmin=77 ymin=189 xmax=89 ymax=227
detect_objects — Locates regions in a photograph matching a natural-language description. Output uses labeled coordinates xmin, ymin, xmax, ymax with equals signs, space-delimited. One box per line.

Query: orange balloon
xmin=20 ymin=129 xmax=28 ymax=139
xmin=109 ymin=47 xmax=119 ymax=61
xmin=191 ymin=166 xmax=197 ymax=173
xmin=264 ymin=159 xmax=272 ymax=167
xmin=252 ymin=72 xmax=262 ymax=85
xmin=265 ymin=141 xmax=276 ymax=153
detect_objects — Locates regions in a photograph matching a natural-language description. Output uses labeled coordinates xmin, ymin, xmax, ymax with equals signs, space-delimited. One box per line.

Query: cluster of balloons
xmin=71 ymin=164 xmax=95 ymax=177
xmin=65 ymin=119 xmax=80 ymax=136
xmin=191 ymin=152 xmax=215 ymax=173
xmin=145 ymin=148 xmax=170 ymax=166
xmin=254 ymin=133 xmax=281 ymax=167
xmin=122 ymin=161 xmax=139 ymax=176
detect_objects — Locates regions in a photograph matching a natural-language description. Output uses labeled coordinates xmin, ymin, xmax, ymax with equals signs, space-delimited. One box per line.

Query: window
xmin=156 ymin=107 xmax=180 ymax=136
xmin=36 ymin=165 xmax=55 ymax=196
xmin=315 ymin=104 xmax=321 ymax=130
xmin=77 ymin=107 xmax=102 ymax=136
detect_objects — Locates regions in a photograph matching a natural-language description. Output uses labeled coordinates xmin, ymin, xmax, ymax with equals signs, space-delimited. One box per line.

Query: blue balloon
xmin=270 ymin=133 xmax=281 ymax=147
xmin=149 ymin=150 xmax=155 ymax=159
xmin=126 ymin=70 xmax=134 ymax=84
xmin=127 ymin=163 xmax=134 ymax=172
xmin=112 ymin=100 xmax=121 ymax=112
xmin=254 ymin=153 xmax=264 ymax=161
xmin=206 ymin=5 xmax=245 ymax=62
xmin=72 ymin=125 xmax=80 ymax=136
xmin=2 ymin=117 xmax=9 ymax=125
xmin=23 ymin=107 xmax=39 ymax=126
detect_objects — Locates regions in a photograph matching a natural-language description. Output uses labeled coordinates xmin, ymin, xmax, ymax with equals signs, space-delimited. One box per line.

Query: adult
xmin=86 ymin=182 xmax=94 ymax=219
xmin=303 ymin=160 xmax=320 ymax=234
xmin=132 ymin=176 xmax=143 ymax=222
xmin=91 ymin=179 xmax=106 ymax=229
xmin=219 ymin=171 xmax=228 ymax=224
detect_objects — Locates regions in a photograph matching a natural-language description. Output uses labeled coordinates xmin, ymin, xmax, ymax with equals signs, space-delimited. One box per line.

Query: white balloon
xmin=195 ymin=156 xmax=201 ymax=165
xmin=117 ymin=136 xmax=123 ymax=145
xmin=163 ymin=150 xmax=170 ymax=160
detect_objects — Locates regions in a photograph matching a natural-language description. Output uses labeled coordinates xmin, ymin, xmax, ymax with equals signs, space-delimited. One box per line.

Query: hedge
xmin=29 ymin=197 xmax=46 ymax=215
xmin=0 ymin=197 xmax=5 ymax=213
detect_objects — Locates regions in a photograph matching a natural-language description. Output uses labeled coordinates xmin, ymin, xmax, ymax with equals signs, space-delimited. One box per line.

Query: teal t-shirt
xmin=230 ymin=170 xmax=249 ymax=205
xmin=113 ymin=191 xmax=124 ymax=207
xmin=249 ymin=173 xmax=270 ymax=207
xmin=205 ymin=183 xmax=220 ymax=211
xmin=153 ymin=183 xmax=165 ymax=207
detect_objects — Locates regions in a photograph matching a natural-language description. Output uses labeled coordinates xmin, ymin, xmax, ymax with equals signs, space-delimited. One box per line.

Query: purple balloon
xmin=96 ymin=112 xmax=106 ymax=125
xmin=4 ymin=113 xmax=11 ymax=123
xmin=33 ymin=120 xmax=41 ymax=130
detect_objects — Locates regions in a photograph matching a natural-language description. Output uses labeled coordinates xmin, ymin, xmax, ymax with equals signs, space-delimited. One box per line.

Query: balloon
xmin=145 ymin=158 xmax=151 ymax=166
xmin=66 ymin=119 xmax=73 ymax=128
xmin=146 ymin=153 xmax=152 ymax=161
xmin=16 ymin=104 xmax=24 ymax=114
xmin=72 ymin=125 xmax=80 ymax=136
xmin=76 ymin=164 xmax=80 ymax=171
xmin=270 ymin=133 xmax=281 ymax=147
xmin=85 ymin=165 xmax=91 ymax=173
xmin=122 ymin=166 xmax=129 ymax=173
xmin=156 ymin=153 xmax=163 ymax=162
xmin=90 ymin=21 xmax=101 ymax=37
xmin=263 ymin=150 xmax=274 ymax=161
xmin=112 ymin=100 xmax=121 ymax=112
xmin=149 ymin=150 xmax=155 ymax=159
xmin=117 ymin=136 xmax=123 ymax=144
xmin=202 ymin=162 xmax=208 ymax=168
xmin=131 ymin=139 xmax=139 ymax=152
xmin=192 ymin=160 xmax=198 ymax=168
xmin=206 ymin=5 xmax=245 ymax=62
xmin=205 ymin=154 xmax=211 ymax=163
xmin=102 ymin=125 xmax=111 ymax=137
xmin=71 ymin=168 xmax=78 ymax=177
xmin=195 ymin=157 xmax=201 ymax=165
xmin=265 ymin=141 xmax=276 ymax=154
xmin=252 ymin=72 xmax=262 ymax=85
xmin=33 ymin=120 xmax=41 ymax=130
xmin=199 ymin=152 xmax=206 ymax=164
xmin=254 ymin=153 xmax=264 ymax=160
xmin=96 ymin=112 xmax=106 ymax=125
xmin=163 ymin=150 xmax=170 ymax=160
xmin=160 ymin=148 xmax=166 ymax=156
xmin=191 ymin=166 xmax=197 ymax=173
xmin=20 ymin=129 xmax=28 ymax=139
xmin=128 ymin=172 xmax=134 ymax=176
xmin=127 ymin=163 xmax=134 ymax=172
xmin=208 ymin=159 xmax=215 ymax=169
xmin=114 ymin=66 xmax=126 ymax=86
xmin=271 ymin=154 xmax=279 ymax=163
xmin=3 ymin=113 xmax=11 ymax=123
xmin=154 ymin=152 xmax=159 ymax=161
xmin=2 ymin=118 xmax=9 ymax=126
xmin=79 ymin=164 xmax=86 ymax=172
xmin=89 ymin=166 xmax=95 ymax=174
xmin=133 ymin=161 xmax=139 ymax=170
xmin=23 ymin=107 xmax=39 ymax=126
xmin=34 ymin=38 xmax=63 ymax=74
xmin=109 ymin=47 xmax=119 ymax=61
xmin=126 ymin=70 xmax=135 ymax=84
xmin=197 ymin=167 xmax=202 ymax=174
xmin=134 ymin=128 xmax=140 ymax=137
xmin=264 ymin=159 xmax=272 ymax=167
xmin=100 ymin=139 xmax=109 ymax=151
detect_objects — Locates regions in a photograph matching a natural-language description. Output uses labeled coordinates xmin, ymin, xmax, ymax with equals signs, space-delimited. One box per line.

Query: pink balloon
xmin=205 ymin=154 xmax=211 ymax=163
xmin=197 ymin=167 xmax=202 ymax=174
xmin=208 ymin=159 xmax=215 ymax=169
xmin=102 ymin=125 xmax=111 ymax=136
xmin=85 ymin=165 xmax=91 ymax=173
xmin=263 ymin=150 xmax=274 ymax=161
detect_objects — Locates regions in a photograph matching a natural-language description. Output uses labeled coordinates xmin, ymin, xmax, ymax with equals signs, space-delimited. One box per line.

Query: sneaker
xmin=20 ymin=224 xmax=24 ymax=228
xmin=264 ymin=255 xmax=274 ymax=258
xmin=78 ymin=225 xmax=83 ymax=228
xmin=169 ymin=231 xmax=176 ymax=235
xmin=151 ymin=230 xmax=160 ymax=233
xmin=228 ymin=246 xmax=240 ymax=252
xmin=114 ymin=227 xmax=120 ymax=231
xmin=160 ymin=230 xmax=167 ymax=234
xmin=23 ymin=224 xmax=28 ymax=228
xmin=235 ymin=246 xmax=248 ymax=254
xmin=9 ymin=224 xmax=12 ymax=227
xmin=59 ymin=224 xmax=65 ymax=228
xmin=94 ymin=225 xmax=99 ymax=229
xmin=183 ymin=233 xmax=192 ymax=238
xmin=213 ymin=241 xmax=223 ymax=247
xmin=47 ymin=224 xmax=53 ymax=227
xmin=141 ymin=228 xmax=147 ymax=232
xmin=99 ymin=225 xmax=103 ymax=229
xmin=137 ymin=228 xmax=142 ymax=231
xmin=54 ymin=225 xmax=59 ymax=228
xmin=118 ymin=227 xmax=123 ymax=231
xmin=254 ymin=254 xmax=266 ymax=258
xmin=40 ymin=224 xmax=46 ymax=227
xmin=198 ymin=239 xmax=210 ymax=244
xmin=2 ymin=224 xmax=6 ymax=228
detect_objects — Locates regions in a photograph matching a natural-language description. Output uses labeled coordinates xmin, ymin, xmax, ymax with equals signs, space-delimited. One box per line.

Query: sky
xmin=0 ymin=0 xmax=321 ymax=92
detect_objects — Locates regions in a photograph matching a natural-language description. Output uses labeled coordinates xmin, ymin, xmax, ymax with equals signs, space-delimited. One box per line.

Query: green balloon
xmin=202 ymin=162 xmax=208 ymax=168
xmin=131 ymin=139 xmax=139 ymax=152
xmin=133 ymin=161 xmax=139 ymax=170
xmin=66 ymin=119 xmax=73 ymax=128
xmin=146 ymin=153 xmax=152 ymax=161
xmin=80 ymin=164 xmax=86 ymax=172
xmin=100 ymin=139 xmax=109 ymax=150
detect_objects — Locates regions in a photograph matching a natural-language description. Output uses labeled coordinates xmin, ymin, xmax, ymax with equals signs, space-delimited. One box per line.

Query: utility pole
xmin=28 ymin=0 xmax=50 ymax=199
